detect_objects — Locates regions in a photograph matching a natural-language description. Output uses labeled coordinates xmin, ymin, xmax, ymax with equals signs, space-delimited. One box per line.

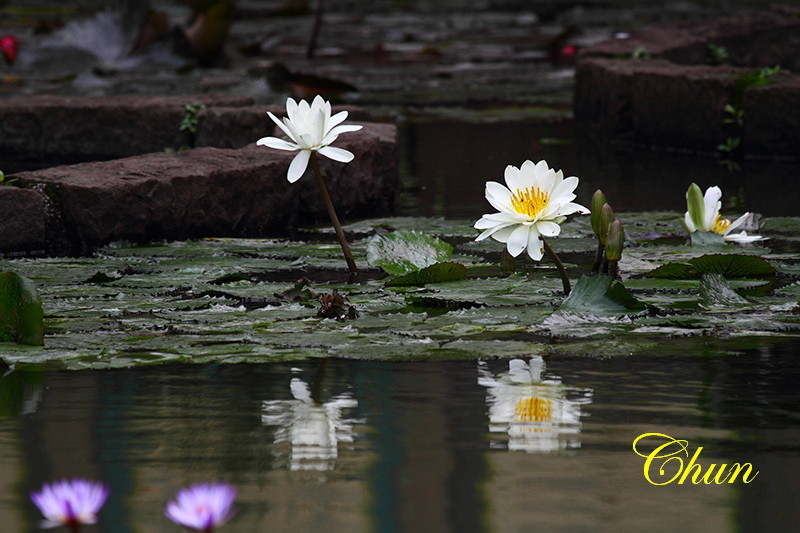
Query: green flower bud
xmin=590 ymin=189 xmax=607 ymax=237
xmin=605 ymin=219 xmax=625 ymax=261
xmin=599 ymin=203 xmax=615 ymax=244
xmin=686 ymin=182 xmax=705 ymax=231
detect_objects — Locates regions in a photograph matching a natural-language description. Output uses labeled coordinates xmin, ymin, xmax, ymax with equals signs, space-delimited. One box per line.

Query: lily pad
xmin=647 ymin=254 xmax=776 ymax=279
xmin=559 ymin=274 xmax=647 ymax=314
xmin=386 ymin=261 xmax=468 ymax=287
xmin=0 ymin=272 xmax=44 ymax=346
xmin=699 ymin=273 xmax=751 ymax=309
xmin=367 ymin=231 xmax=454 ymax=275
xmin=690 ymin=232 xmax=725 ymax=246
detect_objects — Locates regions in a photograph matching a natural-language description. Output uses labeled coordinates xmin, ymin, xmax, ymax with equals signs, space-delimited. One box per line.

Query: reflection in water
xmin=261 ymin=371 xmax=360 ymax=471
xmin=478 ymin=357 xmax=592 ymax=452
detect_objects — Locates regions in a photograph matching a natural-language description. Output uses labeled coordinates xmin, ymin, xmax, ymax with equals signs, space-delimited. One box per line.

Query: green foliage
xmin=0 ymin=272 xmax=44 ymax=346
xmin=0 ymin=170 xmax=17 ymax=186
xmin=690 ymin=231 xmax=725 ymax=246
xmin=735 ymin=65 xmax=781 ymax=93
xmin=723 ymin=103 xmax=744 ymax=126
xmin=180 ymin=102 xmax=207 ymax=134
xmin=718 ymin=136 xmax=741 ymax=154
xmin=385 ymin=261 xmax=467 ymax=287
xmin=631 ymin=46 xmax=651 ymax=59
xmin=367 ymin=230 xmax=454 ymax=275
xmin=647 ymin=254 xmax=776 ymax=280
xmin=559 ymin=274 xmax=646 ymax=314
xmin=706 ymin=43 xmax=729 ymax=65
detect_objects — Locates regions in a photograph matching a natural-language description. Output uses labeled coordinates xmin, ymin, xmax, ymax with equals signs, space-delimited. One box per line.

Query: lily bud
xmin=605 ymin=219 xmax=625 ymax=261
xmin=599 ymin=203 xmax=615 ymax=244
xmin=590 ymin=189 xmax=607 ymax=237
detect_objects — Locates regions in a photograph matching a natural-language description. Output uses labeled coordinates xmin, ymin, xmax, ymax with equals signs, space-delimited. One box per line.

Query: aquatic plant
xmin=30 ymin=478 xmax=110 ymax=531
xmin=257 ymin=95 xmax=363 ymax=274
xmin=165 ymin=482 xmax=237 ymax=532
xmin=684 ymin=183 xmax=763 ymax=243
xmin=474 ymin=159 xmax=589 ymax=294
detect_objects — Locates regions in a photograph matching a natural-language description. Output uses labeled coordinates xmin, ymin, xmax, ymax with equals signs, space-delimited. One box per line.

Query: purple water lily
xmin=30 ymin=478 xmax=110 ymax=531
xmin=165 ymin=482 xmax=237 ymax=532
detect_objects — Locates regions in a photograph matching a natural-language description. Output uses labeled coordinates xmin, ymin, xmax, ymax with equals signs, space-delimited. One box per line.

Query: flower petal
xmin=287 ymin=150 xmax=311 ymax=183
xmin=684 ymin=211 xmax=697 ymax=232
xmin=702 ymin=186 xmax=722 ymax=232
xmin=550 ymin=176 xmax=579 ymax=202
xmin=503 ymin=164 xmax=525 ymax=193
xmin=536 ymin=220 xmax=561 ymax=237
xmin=318 ymin=145 xmax=355 ymax=163
xmin=526 ymin=226 xmax=544 ymax=261
xmin=723 ymin=231 xmax=765 ymax=243
xmin=476 ymin=222 xmax=516 ymax=241
xmin=506 ymin=224 xmax=531 ymax=257
xmin=256 ymin=136 xmax=299 ymax=151
xmin=725 ymin=212 xmax=750 ymax=234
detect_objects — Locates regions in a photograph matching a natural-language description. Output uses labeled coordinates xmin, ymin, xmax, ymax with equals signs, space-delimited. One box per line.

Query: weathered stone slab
xmin=575 ymin=8 xmax=800 ymax=157
xmin=0 ymin=187 xmax=47 ymax=255
xmin=0 ymin=94 xmax=254 ymax=164
xmin=743 ymin=77 xmax=800 ymax=157
xmin=630 ymin=63 xmax=744 ymax=153
xmin=8 ymin=123 xmax=397 ymax=254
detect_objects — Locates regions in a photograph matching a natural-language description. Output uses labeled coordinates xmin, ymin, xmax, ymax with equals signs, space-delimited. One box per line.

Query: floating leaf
xmin=386 ymin=261 xmax=467 ymax=287
xmin=647 ymin=254 xmax=775 ymax=279
xmin=209 ymin=272 xmax=253 ymax=285
xmin=690 ymin=232 xmax=725 ymax=246
xmin=0 ymin=272 xmax=44 ymax=346
xmin=367 ymin=231 xmax=453 ymax=275
xmin=699 ymin=273 xmax=751 ymax=309
xmin=559 ymin=274 xmax=647 ymax=314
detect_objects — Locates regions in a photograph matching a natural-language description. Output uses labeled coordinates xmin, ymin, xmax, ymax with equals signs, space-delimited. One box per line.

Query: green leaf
xmin=386 ymin=261 xmax=467 ymax=287
xmin=690 ymin=232 xmax=725 ymax=246
xmin=559 ymin=274 xmax=647 ymax=314
xmin=0 ymin=272 xmax=44 ymax=346
xmin=647 ymin=254 xmax=776 ymax=280
xmin=699 ymin=273 xmax=751 ymax=309
xmin=367 ymin=231 xmax=453 ymax=275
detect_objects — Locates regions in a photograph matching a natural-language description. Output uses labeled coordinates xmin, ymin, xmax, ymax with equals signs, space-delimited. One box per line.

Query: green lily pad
xmin=386 ymin=261 xmax=468 ymax=287
xmin=367 ymin=231 xmax=454 ymax=275
xmin=699 ymin=273 xmax=752 ymax=309
xmin=559 ymin=274 xmax=647 ymax=314
xmin=647 ymin=254 xmax=776 ymax=279
xmin=690 ymin=232 xmax=725 ymax=246
xmin=0 ymin=272 xmax=44 ymax=346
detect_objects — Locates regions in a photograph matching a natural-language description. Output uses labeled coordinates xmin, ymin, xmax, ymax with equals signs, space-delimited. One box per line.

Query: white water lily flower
xmin=474 ymin=159 xmax=589 ymax=260
xmin=257 ymin=95 xmax=363 ymax=183
xmin=684 ymin=184 xmax=764 ymax=243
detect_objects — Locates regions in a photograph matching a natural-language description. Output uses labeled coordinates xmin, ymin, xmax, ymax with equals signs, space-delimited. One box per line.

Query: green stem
xmin=592 ymin=240 xmax=604 ymax=273
xmin=310 ymin=152 xmax=358 ymax=276
xmin=542 ymin=237 xmax=570 ymax=296
xmin=608 ymin=259 xmax=619 ymax=279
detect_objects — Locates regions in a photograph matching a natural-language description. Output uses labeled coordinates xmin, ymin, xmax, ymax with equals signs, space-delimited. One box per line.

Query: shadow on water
xmin=2 ymin=338 xmax=799 ymax=532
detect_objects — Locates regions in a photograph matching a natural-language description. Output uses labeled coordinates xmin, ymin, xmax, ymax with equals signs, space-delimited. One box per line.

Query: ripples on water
xmin=1 ymin=339 xmax=798 ymax=532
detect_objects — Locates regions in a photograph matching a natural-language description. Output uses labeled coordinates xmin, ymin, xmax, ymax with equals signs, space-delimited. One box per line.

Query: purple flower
xmin=30 ymin=478 xmax=110 ymax=529
xmin=165 ymin=482 xmax=237 ymax=532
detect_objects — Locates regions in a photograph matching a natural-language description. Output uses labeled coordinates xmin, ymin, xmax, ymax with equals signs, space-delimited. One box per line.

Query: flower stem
xmin=310 ymin=152 xmax=358 ymax=276
xmin=542 ymin=237 xmax=571 ymax=296
xmin=592 ymin=240 xmax=604 ymax=273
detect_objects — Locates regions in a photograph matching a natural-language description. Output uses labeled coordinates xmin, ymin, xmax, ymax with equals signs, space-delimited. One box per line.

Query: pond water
xmin=2 ymin=339 xmax=799 ymax=532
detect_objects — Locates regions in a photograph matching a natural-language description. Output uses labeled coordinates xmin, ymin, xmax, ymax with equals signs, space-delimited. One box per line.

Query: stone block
xmin=0 ymin=94 xmax=254 ymax=164
xmin=743 ymin=77 xmax=800 ymax=157
xmin=0 ymin=187 xmax=47 ymax=254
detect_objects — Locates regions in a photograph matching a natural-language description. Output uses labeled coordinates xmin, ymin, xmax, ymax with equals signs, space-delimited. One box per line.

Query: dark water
xmin=1 ymin=338 xmax=799 ymax=532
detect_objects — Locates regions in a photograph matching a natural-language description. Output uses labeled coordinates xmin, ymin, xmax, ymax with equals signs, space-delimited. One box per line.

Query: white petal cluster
xmin=257 ymin=95 xmax=363 ymax=183
xmin=684 ymin=185 xmax=764 ymax=243
xmin=474 ymin=159 xmax=589 ymax=260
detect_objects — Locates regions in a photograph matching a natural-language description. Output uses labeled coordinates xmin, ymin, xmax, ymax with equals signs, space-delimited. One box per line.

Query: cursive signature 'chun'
xmin=632 ymin=433 xmax=759 ymax=486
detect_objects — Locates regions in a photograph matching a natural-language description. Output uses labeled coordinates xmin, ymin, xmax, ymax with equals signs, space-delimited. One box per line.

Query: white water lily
xmin=474 ymin=160 xmax=589 ymax=260
xmin=684 ymin=184 xmax=764 ymax=243
xmin=257 ymin=95 xmax=362 ymax=183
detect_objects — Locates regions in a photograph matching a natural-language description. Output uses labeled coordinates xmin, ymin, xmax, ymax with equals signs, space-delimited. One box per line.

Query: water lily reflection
xmin=261 ymin=374 xmax=360 ymax=471
xmin=478 ymin=357 xmax=592 ymax=452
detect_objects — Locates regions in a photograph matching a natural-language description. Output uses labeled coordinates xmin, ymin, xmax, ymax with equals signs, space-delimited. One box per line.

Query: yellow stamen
xmin=514 ymin=396 xmax=552 ymax=423
xmin=711 ymin=214 xmax=731 ymax=235
xmin=510 ymin=187 xmax=550 ymax=218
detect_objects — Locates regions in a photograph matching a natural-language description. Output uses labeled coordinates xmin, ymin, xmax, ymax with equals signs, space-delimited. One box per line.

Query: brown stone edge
xmin=574 ymin=8 xmax=800 ymax=158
